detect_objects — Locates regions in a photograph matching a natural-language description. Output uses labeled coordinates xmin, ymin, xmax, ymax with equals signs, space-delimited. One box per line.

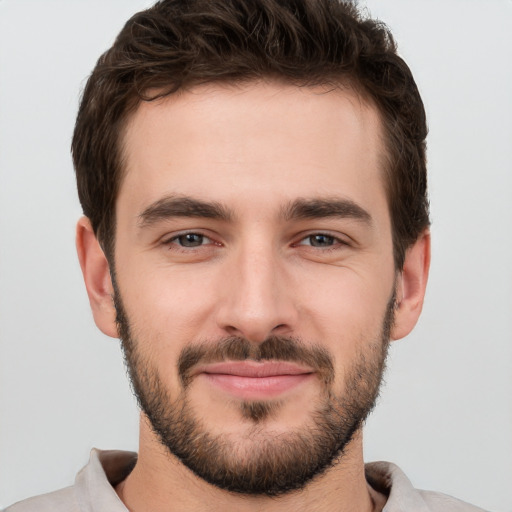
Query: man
xmin=4 ymin=0 xmax=489 ymax=510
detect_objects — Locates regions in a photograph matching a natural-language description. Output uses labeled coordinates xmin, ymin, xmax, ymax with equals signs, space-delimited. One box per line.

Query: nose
xmin=215 ymin=240 xmax=298 ymax=343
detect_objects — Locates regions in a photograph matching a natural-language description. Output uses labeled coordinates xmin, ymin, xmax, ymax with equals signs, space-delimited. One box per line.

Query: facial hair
xmin=114 ymin=280 xmax=394 ymax=496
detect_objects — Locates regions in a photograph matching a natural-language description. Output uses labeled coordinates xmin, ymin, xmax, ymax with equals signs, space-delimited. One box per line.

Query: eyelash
xmin=161 ymin=231 xmax=349 ymax=252
xmin=162 ymin=231 xmax=216 ymax=251
xmin=292 ymin=233 xmax=351 ymax=255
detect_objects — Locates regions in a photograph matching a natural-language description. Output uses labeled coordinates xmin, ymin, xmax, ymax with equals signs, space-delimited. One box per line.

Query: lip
xmin=195 ymin=361 xmax=315 ymax=400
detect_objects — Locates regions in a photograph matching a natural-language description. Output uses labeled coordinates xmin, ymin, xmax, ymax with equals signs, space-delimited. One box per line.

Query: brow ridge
xmin=282 ymin=197 xmax=372 ymax=224
xmin=138 ymin=196 xmax=232 ymax=227
xmin=138 ymin=195 xmax=372 ymax=228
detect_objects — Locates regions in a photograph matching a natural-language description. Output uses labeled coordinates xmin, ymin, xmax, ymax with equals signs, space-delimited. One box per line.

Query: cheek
xmin=294 ymin=268 xmax=393 ymax=360
xmin=120 ymin=257 xmax=218 ymax=322
xmin=296 ymin=262 xmax=393 ymax=321
xmin=117 ymin=263 xmax=222 ymax=371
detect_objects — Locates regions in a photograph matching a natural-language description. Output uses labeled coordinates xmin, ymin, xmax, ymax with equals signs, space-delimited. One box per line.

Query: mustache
xmin=178 ymin=335 xmax=334 ymax=388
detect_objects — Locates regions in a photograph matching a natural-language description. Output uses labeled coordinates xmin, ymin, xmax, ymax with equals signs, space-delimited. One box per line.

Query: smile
xmin=195 ymin=361 xmax=315 ymax=400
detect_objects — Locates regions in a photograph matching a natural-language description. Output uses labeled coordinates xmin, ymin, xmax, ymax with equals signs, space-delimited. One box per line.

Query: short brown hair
xmin=72 ymin=0 xmax=429 ymax=269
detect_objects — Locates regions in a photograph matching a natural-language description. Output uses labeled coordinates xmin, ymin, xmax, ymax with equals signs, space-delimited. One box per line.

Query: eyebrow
xmin=281 ymin=198 xmax=372 ymax=225
xmin=138 ymin=196 xmax=232 ymax=227
xmin=138 ymin=195 xmax=372 ymax=228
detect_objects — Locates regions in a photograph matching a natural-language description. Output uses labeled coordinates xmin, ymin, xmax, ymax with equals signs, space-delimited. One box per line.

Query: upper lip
xmin=194 ymin=361 xmax=314 ymax=378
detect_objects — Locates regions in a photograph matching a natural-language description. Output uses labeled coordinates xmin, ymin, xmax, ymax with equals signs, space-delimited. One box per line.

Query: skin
xmin=77 ymin=81 xmax=430 ymax=512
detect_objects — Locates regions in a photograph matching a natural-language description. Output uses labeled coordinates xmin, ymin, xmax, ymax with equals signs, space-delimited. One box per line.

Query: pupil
xmin=311 ymin=234 xmax=333 ymax=247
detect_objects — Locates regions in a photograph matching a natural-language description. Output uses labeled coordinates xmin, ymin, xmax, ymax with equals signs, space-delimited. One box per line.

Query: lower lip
xmin=202 ymin=373 xmax=313 ymax=400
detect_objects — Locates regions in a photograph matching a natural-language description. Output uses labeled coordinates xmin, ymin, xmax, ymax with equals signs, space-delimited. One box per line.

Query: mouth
xmin=194 ymin=361 xmax=315 ymax=400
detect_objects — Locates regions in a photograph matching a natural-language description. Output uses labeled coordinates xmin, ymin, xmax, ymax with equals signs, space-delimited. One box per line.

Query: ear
xmin=76 ymin=217 xmax=118 ymax=338
xmin=391 ymin=230 xmax=431 ymax=341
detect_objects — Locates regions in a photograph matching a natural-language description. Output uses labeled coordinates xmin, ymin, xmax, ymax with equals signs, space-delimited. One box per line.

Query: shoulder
xmin=365 ymin=461 xmax=489 ymax=512
xmin=418 ymin=490 xmax=491 ymax=512
xmin=4 ymin=486 xmax=80 ymax=512
xmin=3 ymin=449 xmax=135 ymax=512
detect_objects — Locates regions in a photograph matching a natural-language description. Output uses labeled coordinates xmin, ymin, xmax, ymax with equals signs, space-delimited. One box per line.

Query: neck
xmin=115 ymin=416 xmax=383 ymax=512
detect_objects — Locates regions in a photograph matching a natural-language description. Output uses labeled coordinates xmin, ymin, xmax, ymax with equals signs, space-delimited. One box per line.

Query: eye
xmin=168 ymin=232 xmax=212 ymax=248
xmin=298 ymin=234 xmax=339 ymax=248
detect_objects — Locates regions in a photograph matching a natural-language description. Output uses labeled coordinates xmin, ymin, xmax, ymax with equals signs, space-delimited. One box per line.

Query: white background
xmin=0 ymin=1 xmax=511 ymax=510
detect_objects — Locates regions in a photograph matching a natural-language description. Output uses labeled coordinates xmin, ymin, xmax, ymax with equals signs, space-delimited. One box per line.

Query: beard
xmin=114 ymin=280 xmax=394 ymax=497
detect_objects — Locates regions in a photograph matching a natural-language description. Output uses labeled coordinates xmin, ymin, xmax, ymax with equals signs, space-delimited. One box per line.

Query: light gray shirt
xmin=4 ymin=449 xmax=489 ymax=511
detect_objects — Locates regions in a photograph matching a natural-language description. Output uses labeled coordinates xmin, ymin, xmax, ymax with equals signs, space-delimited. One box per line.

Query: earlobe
xmin=391 ymin=230 xmax=431 ymax=341
xmin=76 ymin=217 xmax=118 ymax=338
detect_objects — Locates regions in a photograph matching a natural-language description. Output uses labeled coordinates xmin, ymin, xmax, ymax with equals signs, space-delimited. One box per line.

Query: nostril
xmin=271 ymin=323 xmax=292 ymax=336
xmin=225 ymin=325 xmax=241 ymax=336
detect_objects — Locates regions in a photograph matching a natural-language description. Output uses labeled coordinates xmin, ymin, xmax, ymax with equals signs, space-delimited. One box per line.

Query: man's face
xmin=112 ymin=82 xmax=397 ymax=494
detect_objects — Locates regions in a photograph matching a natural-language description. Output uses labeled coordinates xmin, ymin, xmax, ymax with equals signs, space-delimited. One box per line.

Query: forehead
xmin=119 ymin=81 xmax=387 ymax=219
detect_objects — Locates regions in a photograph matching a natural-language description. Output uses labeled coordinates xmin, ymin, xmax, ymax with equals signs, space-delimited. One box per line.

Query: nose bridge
xmin=216 ymin=233 xmax=296 ymax=342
